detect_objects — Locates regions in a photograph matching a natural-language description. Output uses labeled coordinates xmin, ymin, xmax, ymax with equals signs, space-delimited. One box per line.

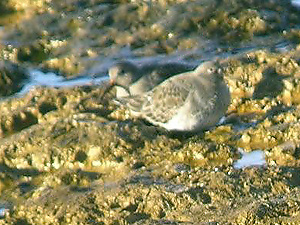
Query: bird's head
xmin=195 ymin=60 xmax=223 ymax=76
xmin=108 ymin=61 xmax=140 ymax=89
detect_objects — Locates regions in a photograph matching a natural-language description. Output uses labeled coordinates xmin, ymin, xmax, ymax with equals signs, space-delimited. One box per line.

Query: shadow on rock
xmin=0 ymin=61 xmax=28 ymax=97
xmin=0 ymin=163 xmax=41 ymax=178
xmin=252 ymin=67 xmax=285 ymax=99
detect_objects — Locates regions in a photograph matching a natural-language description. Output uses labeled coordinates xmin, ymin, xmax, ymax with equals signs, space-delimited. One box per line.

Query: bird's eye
xmin=120 ymin=68 xmax=127 ymax=75
xmin=207 ymin=67 xmax=215 ymax=73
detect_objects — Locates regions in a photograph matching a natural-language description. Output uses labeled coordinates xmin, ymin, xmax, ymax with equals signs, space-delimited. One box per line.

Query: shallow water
xmin=233 ymin=148 xmax=266 ymax=169
xmin=18 ymin=69 xmax=109 ymax=96
xmin=292 ymin=0 xmax=300 ymax=8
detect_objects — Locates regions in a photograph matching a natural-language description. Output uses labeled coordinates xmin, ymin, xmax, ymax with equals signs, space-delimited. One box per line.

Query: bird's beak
xmin=108 ymin=67 xmax=118 ymax=83
xmin=109 ymin=78 xmax=115 ymax=86
xmin=100 ymin=78 xmax=115 ymax=99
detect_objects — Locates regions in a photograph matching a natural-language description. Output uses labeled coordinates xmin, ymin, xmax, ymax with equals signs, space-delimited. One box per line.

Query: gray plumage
xmin=115 ymin=60 xmax=231 ymax=132
xmin=109 ymin=61 xmax=195 ymax=97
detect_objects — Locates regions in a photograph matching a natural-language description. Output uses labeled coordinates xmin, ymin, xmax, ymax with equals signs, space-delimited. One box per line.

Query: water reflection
xmin=234 ymin=148 xmax=266 ymax=169
xmin=17 ymin=69 xmax=108 ymax=96
xmin=292 ymin=0 xmax=300 ymax=8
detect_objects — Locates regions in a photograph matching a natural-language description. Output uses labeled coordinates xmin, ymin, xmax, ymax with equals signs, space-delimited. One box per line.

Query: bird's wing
xmin=122 ymin=76 xmax=193 ymax=124
xmin=146 ymin=63 xmax=195 ymax=87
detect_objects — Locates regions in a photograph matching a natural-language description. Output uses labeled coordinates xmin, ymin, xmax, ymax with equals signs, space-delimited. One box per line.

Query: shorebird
xmin=114 ymin=60 xmax=230 ymax=132
xmin=108 ymin=61 xmax=195 ymax=97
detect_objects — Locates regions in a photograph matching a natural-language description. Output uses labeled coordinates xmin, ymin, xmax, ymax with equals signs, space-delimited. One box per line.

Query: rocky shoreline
xmin=1 ymin=0 xmax=300 ymax=224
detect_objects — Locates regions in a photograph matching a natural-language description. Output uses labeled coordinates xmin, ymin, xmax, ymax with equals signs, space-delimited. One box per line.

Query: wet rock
xmin=0 ymin=0 xmax=47 ymax=13
xmin=0 ymin=61 xmax=28 ymax=96
xmin=0 ymin=0 xmax=299 ymax=76
xmin=17 ymin=40 xmax=50 ymax=63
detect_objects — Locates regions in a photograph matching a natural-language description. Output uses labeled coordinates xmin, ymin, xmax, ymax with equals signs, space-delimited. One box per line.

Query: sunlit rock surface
xmin=1 ymin=0 xmax=300 ymax=224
